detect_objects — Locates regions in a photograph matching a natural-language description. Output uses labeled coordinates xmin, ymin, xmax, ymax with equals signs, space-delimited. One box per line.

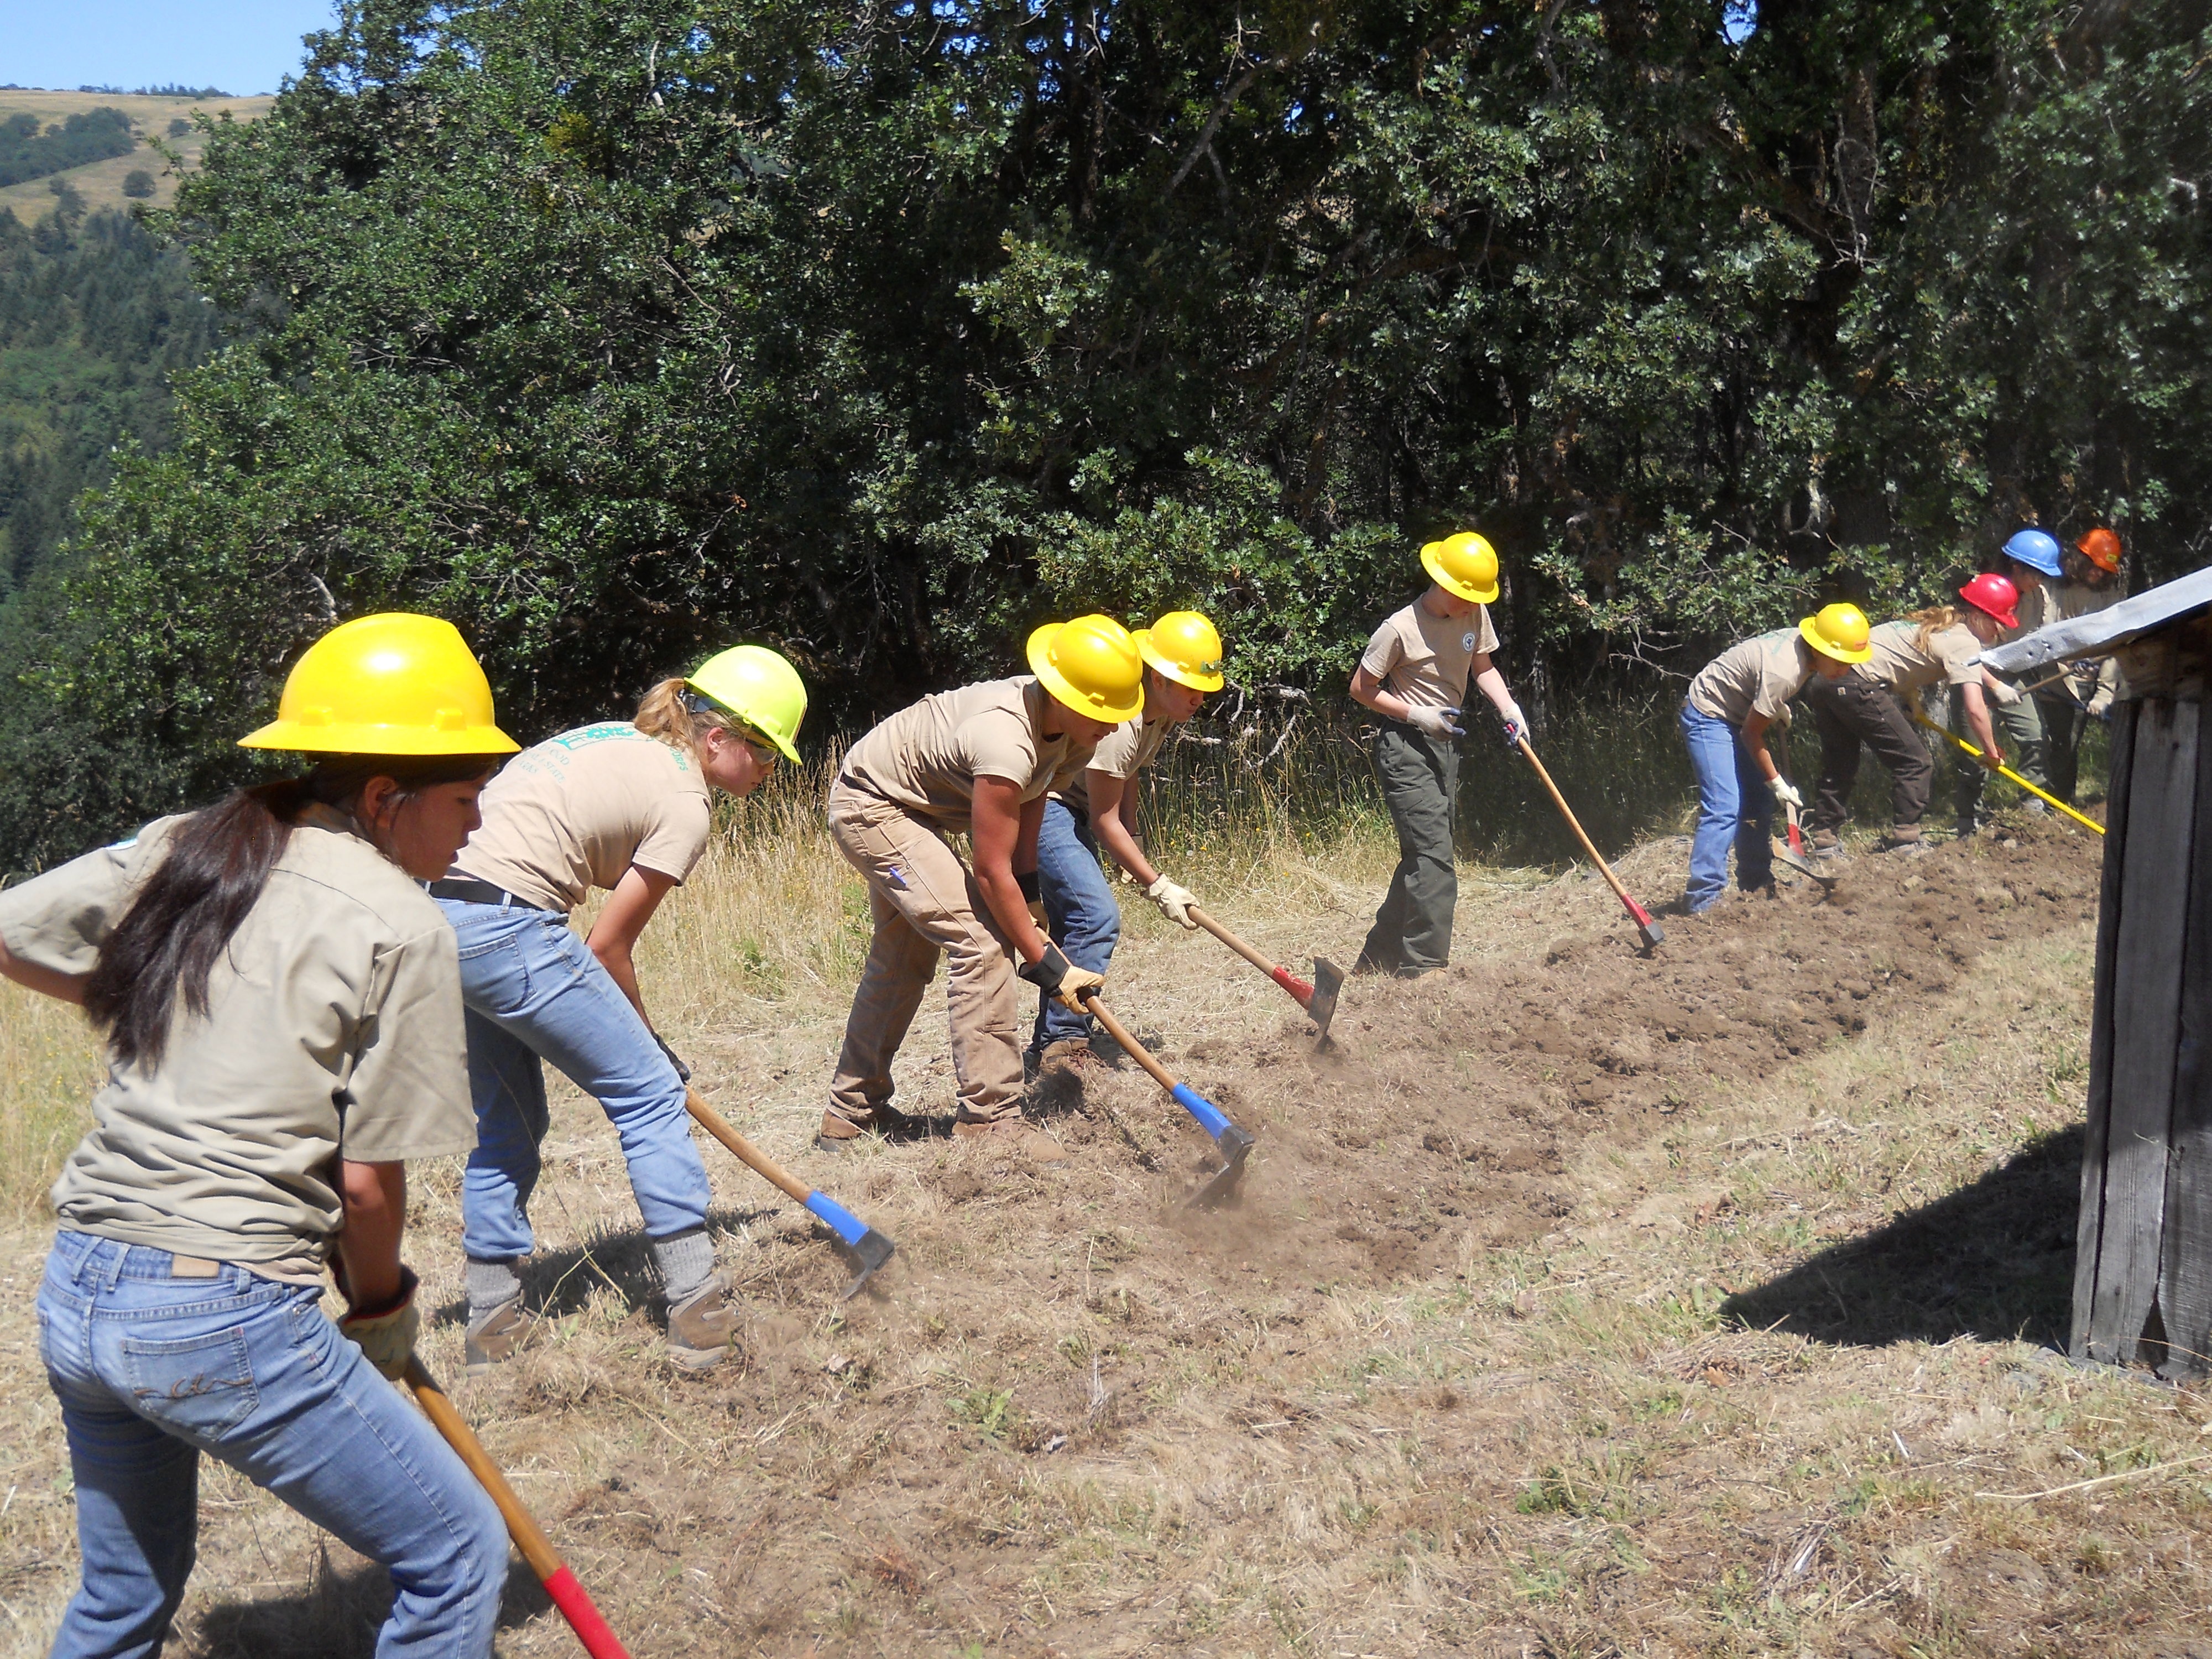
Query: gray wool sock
xmin=653 ymin=1228 xmax=717 ymax=1306
xmin=465 ymin=1256 xmax=523 ymax=1322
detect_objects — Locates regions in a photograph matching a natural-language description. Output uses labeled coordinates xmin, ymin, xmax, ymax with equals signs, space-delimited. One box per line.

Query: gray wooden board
xmin=2158 ymin=718 xmax=2212 ymax=1376
xmin=2084 ymin=698 xmax=2199 ymax=1364
xmin=2074 ymin=701 xmax=2138 ymax=1357
xmin=1981 ymin=565 xmax=2212 ymax=675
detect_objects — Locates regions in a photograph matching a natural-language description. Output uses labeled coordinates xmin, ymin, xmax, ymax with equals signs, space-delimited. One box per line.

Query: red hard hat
xmin=2077 ymin=526 xmax=2122 ymax=573
xmin=1959 ymin=571 xmax=2020 ymax=629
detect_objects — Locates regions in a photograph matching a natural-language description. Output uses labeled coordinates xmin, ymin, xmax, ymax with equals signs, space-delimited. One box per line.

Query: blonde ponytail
xmin=1907 ymin=605 xmax=1967 ymax=658
xmin=635 ymin=677 xmax=741 ymax=761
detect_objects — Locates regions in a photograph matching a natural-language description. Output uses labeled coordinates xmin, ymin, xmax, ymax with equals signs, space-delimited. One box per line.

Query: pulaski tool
xmin=1185 ymin=904 xmax=1342 ymax=1048
xmin=685 ymin=1088 xmax=896 ymax=1298
xmin=1078 ymin=990 xmax=1256 ymax=1207
xmin=404 ymin=1358 xmax=631 ymax=1658
xmin=1512 ymin=735 xmax=1666 ymax=950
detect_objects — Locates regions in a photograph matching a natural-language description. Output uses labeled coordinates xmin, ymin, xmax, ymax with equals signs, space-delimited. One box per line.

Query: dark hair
xmin=84 ymin=755 xmax=496 ymax=1071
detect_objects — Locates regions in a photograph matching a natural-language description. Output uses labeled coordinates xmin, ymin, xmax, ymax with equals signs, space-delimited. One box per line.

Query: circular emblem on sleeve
xmin=1462 ymin=631 xmax=1478 ymax=652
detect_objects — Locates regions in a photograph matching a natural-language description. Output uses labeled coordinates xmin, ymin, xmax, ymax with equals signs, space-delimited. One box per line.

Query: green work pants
xmin=1361 ymin=724 xmax=1459 ymax=976
xmin=2037 ymin=688 xmax=2087 ymax=804
xmin=1952 ymin=680 xmax=2047 ymax=827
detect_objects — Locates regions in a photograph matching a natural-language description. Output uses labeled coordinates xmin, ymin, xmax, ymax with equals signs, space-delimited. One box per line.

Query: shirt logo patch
xmin=1462 ymin=632 xmax=1478 ymax=653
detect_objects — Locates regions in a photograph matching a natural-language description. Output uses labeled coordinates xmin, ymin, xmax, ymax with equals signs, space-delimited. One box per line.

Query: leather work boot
xmin=815 ymin=1104 xmax=933 ymax=1152
xmin=1037 ymin=1037 xmax=1100 ymax=1073
xmin=463 ymin=1298 xmax=539 ymax=1378
xmin=1877 ymin=829 xmax=1929 ymax=855
xmin=666 ymin=1273 xmax=739 ymax=1373
xmin=952 ymin=1115 xmax=1068 ymax=1162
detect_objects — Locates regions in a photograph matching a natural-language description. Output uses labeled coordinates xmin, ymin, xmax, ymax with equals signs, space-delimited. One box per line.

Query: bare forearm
xmin=1094 ymin=810 xmax=1157 ymax=888
xmin=336 ymin=1159 xmax=405 ymax=1310
xmin=591 ymin=939 xmax=652 ymax=1025
xmin=1738 ymin=713 xmax=1778 ymax=781
xmin=1349 ymin=667 xmax=1411 ymax=723
xmin=978 ymin=866 xmax=1047 ymax=962
xmin=1471 ymin=664 xmax=1514 ymax=718
xmin=0 ymin=938 xmax=88 ymax=1005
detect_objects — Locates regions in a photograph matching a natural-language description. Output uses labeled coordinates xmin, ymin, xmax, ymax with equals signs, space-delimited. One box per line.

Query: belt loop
xmin=64 ymin=1234 xmax=92 ymax=1287
xmin=102 ymin=1241 xmax=129 ymax=1291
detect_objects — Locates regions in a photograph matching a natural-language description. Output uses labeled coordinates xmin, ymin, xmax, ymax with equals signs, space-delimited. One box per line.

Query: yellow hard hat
xmin=1419 ymin=531 xmax=1500 ymax=604
xmin=1799 ymin=602 xmax=1874 ymax=664
xmin=687 ymin=644 xmax=806 ymax=763
xmin=1134 ymin=609 xmax=1226 ymax=693
xmin=239 ymin=613 xmax=519 ymax=756
xmin=1025 ymin=614 xmax=1145 ymax=723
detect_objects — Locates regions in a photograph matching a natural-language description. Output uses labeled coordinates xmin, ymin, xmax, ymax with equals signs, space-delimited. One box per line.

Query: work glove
xmin=1767 ymin=775 xmax=1804 ymax=810
xmin=1017 ymin=943 xmax=1105 ymax=1013
xmin=339 ymin=1265 xmax=420 ymax=1383
xmin=654 ymin=1032 xmax=691 ymax=1084
xmin=1984 ymin=676 xmax=2023 ymax=707
xmin=1144 ymin=874 xmax=1199 ymax=929
xmin=1406 ymin=705 xmax=1464 ymax=740
xmin=1498 ymin=699 xmax=1529 ymax=748
xmin=2085 ymin=683 xmax=2114 ymax=719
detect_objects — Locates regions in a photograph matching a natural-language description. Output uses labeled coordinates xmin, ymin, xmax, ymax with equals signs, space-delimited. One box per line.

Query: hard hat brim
xmin=1026 ymin=623 xmax=1145 ymax=724
xmin=1958 ymin=587 xmax=2019 ymax=630
xmin=1134 ymin=629 xmax=1225 ymax=693
xmin=1799 ymin=617 xmax=1873 ymax=665
xmin=1420 ymin=543 xmax=1499 ymax=605
xmin=238 ymin=719 xmax=521 ymax=756
xmin=685 ymin=683 xmax=802 ymax=763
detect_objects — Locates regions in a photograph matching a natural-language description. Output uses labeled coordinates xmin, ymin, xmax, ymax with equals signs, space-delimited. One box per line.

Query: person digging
xmin=433 ymin=644 xmax=807 ymax=1375
xmin=818 ymin=614 xmax=1144 ymax=1162
xmin=1347 ymin=532 xmax=1529 ymax=978
xmin=1679 ymin=604 xmax=1871 ymax=914
xmin=1955 ymin=528 xmax=2062 ymax=834
xmin=2041 ymin=525 xmax=2125 ymax=804
xmin=1801 ymin=575 xmax=2020 ymax=858
xmin=1029 ymin=609 xmax=1224 ymax=1077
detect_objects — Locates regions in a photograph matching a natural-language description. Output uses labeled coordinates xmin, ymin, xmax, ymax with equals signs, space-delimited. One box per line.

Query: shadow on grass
xmin=1721 ymin=1124 xmax=2080 ymax=1349
xmin=193 ymin=1548 xmax=550 ymax=1657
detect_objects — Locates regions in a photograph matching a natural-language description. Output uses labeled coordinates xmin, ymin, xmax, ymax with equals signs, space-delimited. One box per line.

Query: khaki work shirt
xmin=0 ymin=806 xmax=474 ymax=1275
xmin=456 ymin=723 xmax=712 ymax=912
xmin=1687 ymin=628 xmax=1815 ymax=726
xmin=839 ymin=677 xmax=1093 ymax=836
xmin=2000 ymin=575 xmax=2063 ymax=645
xmin=1057 ymin=715 xmax=1173 ymax=818
xmin=1359 ymin=601 xmax=1499 ymax=711
xmin=1853 ymin=620 xmax=1982 ymax=695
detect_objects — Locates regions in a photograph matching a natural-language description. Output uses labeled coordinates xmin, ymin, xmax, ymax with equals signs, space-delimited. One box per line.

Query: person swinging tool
xmin=819 ymin=615 xmax=1142 ymax=1161
xmin=1347 ymin=532 xmax=1528 ymax=978
xmin=1028 ymin=609 xmax=1224 ymax=1076
xmin=0 ymin=614 xmax=517 ymax=1657
xmin=433 ymin=644 xmax=806 ymax=1375
xmin=2039 ymin=526 xmax=2126 ymax=804
xmin=1679 ymin=604 xmax=1871 ymax=912
xmin=1956 ymin=528 xmax=2063 ymax=833
xmin=1802 ymin=575 xmax=2020 ymax=857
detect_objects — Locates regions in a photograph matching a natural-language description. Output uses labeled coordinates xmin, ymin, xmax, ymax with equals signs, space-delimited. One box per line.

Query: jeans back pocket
xmin=123 ymin=1326 xmax=260 ymax=1441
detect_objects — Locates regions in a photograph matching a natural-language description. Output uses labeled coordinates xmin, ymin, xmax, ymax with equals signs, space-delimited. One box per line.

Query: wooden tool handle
xmin=685 ymin=1089 xmax=811 ymax=1203
xmin=1080 ymin=993 xmax=1181 ymax=1095
xmin=1187 ymin=906 xmax=1279 ymax=977
xmin=1516 ymin=737 xmax=1635 ymax=905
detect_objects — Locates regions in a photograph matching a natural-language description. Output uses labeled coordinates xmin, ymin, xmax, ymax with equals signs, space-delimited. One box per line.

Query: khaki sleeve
xmin=1935 ymin=627 xmax=1981 ymax=687
xmin=961 ymin=708 xmax=1039 ymax=785
xmin=1357 ymin=619 xmax=1404 ymax=682
xmin=632 ymin=792 xmax=712 ymax=885
xmin=1089 ymin=722 xmax=1144 ymax=780
xmin=1750 ymin=655 xmax=1807 ymax=721
xmin=1473 ymin=606 xmax=1500 ymax=656
xmin=0 ymin=822 xmax=170 ymax=977
xmin=338 ymin=922 xmax=477 ymax=1164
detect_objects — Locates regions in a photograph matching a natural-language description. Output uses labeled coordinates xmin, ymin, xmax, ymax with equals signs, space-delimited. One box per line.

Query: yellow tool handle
xmin=1079 ymin=993 xmax=1181 ymax=1095
xmin=1186 ymin=906 xmax=1280 ymax=977
xmin=1516 ymin=736 xmax=1637 ymax=905
xmin=1909 ymin=709 xmax=2106 ymax=836
xmin=685 ymin=1088 xmax=811 ymax=1204
xmin=405 ymin=1357 xmax=562 ymax=1581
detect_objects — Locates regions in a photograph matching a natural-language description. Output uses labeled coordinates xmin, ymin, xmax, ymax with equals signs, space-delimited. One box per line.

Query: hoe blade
xmin=1187 ymin=1123 xmax=1256 ymax=1211
xmin=1307 ymin=957 xmax=1344 ymax=1047
xmin=837 ymin=1227 xmax=897 ymax=1301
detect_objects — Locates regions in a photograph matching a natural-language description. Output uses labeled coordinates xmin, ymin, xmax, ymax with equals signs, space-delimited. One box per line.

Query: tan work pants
xmin=826 ymin=781 xmax=1025 ymax=1125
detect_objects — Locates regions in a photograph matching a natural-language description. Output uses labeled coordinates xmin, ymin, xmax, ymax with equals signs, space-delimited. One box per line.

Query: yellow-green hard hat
xmin=239 ymin=613 xmax=519 ymax=756
xmin=1420 ymin=531 xmax=1500 ymax=604
xmin=1135 ymin=609 xmax=1226 ymax=692
xmin=1026 ymin=614 xmax=1145 ymax=723
xmin=686 ymin=645 xmax=807 ymax=763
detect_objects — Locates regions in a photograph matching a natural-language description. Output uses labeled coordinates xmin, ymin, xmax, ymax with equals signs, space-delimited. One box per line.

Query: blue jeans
xmin=36 ymin=1230 xmax=507 ymax=1659
xmin=437 ymin=899 xmax=711 ymax=1264
xmin=1681 ymin=701 xmax=1773 ymax=912
xmin=1032 ymin=800 xmax=1120 ymax=1052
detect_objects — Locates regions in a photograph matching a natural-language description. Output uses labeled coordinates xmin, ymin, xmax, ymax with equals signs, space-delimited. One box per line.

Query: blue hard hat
xmin=2002 ymin=528 xmax=2063 ymax=577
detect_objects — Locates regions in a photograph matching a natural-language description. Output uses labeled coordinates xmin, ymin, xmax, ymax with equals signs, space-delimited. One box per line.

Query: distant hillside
xmin=0 ymin=90 xmax=272 ymax=224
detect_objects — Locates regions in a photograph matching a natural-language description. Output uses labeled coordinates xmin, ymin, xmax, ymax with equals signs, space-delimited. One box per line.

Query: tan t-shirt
xmin=839 ymin=677 xmax=1090 ymax=834
xmin=1359 ymin=601 xmax=1499 ymax=710
xmin=456 ymin=723 xmax=712 ymax=912
xmin=1687 ymin=628 xmax=1815 ymax=724
xmin=1853 ymin=619 xmax=1982 ymax=694
xmin=0 ymin=807 xmax=474 ymax=1275
xmin=2001 ymin=575 xmax=2063 ymax=644
xmin=1058 ymin=715 xmax=1173 ymax=817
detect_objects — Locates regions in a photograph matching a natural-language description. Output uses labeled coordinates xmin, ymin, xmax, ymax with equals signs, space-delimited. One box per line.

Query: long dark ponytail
xmin=83 ymin=754 xmax=495 ymax=1072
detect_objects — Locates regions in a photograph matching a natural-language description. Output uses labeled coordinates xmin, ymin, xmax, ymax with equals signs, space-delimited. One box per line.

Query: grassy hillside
xmin=0 ymin=90 xmax=272 ymax=225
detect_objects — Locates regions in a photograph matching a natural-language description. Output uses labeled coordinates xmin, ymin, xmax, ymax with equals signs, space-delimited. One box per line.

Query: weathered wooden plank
xmin=2158 ymin=713 xmax=2212 ymax=1377
xmin=2083 ymin=697 xmax=2199 ymax=1364
xmin=2074 ymin=700 xmax=2137 ymax=1357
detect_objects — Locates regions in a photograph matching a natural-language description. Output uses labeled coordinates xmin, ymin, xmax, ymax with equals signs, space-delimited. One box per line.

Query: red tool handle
xmin=1268 ymin=964 xmax=1316 ymax=1005
xmin=1190 ymin=906 xmax=1314 ymax=1009
xmin=542 ymin=1567 xmax=629 ymax=1659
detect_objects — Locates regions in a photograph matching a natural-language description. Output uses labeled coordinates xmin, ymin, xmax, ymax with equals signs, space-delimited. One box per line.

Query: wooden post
xmin=2073 ymin=612 xmax=2212 ymax=1375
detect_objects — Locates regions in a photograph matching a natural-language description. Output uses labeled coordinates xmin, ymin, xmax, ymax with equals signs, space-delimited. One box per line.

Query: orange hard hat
xmin=2076 ymin=526 xmax=2122 ymax=573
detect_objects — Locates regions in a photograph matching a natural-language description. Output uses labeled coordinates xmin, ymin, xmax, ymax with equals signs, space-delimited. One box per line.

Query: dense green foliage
xmin=0 ymin=109 xmax=138 ymax=189
xmin=2 ymin=0 xmax=2209 ymax=868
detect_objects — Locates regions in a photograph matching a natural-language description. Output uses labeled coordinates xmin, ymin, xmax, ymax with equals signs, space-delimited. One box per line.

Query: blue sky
xmin=2 ymin=0 xmax=337 ymax=97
